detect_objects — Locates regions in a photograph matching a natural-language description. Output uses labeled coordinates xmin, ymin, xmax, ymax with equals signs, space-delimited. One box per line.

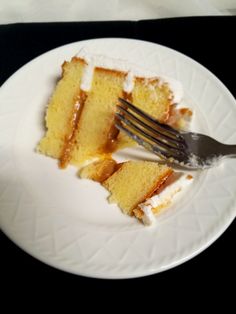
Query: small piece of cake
xmin=79 ymin=158 xmax=119 ymax=183
xmin=102 ymin=161 xmax=173 ymax=215
xmin=80 ymin=159 xmax=193 ymax=225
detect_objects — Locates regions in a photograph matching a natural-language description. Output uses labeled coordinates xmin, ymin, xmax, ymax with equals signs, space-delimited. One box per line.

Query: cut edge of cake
xmin=37 ymin=57 xmax=87 ymax=163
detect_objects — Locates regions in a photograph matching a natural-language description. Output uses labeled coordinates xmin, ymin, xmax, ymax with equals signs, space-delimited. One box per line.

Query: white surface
xmin=0 ymin=38 xmax=236 ymax=278
xmin=1 ymin=0 xmax=234 ymax=24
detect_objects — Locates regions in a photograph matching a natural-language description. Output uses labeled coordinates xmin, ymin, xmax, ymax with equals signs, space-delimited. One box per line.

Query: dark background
xmin=0 ymin=17 xmax=235 ymax=294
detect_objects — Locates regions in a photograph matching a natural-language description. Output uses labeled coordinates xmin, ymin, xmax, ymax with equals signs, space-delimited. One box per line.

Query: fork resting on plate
xmin=115 ymin=98 xmax=236 ymax=169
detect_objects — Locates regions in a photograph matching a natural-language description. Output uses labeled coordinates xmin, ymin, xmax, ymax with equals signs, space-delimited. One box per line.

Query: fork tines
xmin=115 ymin=98 xmax=187 ymax=161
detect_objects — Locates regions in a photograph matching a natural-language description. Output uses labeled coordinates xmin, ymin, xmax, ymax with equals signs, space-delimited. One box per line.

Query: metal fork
xmin=115 ymin=98 xmax=236 ymax=169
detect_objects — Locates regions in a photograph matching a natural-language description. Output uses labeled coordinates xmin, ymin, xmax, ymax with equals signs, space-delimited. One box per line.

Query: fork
xmin=115 ymin=98 xmax=236 ymax=169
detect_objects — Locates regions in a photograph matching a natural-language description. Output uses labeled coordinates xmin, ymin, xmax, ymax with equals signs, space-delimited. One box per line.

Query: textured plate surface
xmin=0 ymin=38 xmax=236 ymax=278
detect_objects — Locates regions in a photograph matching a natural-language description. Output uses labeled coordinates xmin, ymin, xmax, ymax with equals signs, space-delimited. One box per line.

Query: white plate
xmin=0 ymin=38 xmax=236 ymax=279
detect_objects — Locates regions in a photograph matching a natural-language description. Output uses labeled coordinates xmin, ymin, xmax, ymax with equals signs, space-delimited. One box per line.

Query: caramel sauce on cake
xmin=79 ymin=158 xmax=123 ymax=183
xmin=132 ymin=170 xmax=174 ymax=219
xmin=101 ymin=118 xmax=120 ymax=154
xmin=101 ymin=92 xmax=133 ymax=154
xmin=132 ymin=169 xmax=173 ymax=211
xmin=59 ymin=90 xmax=87 ymax=168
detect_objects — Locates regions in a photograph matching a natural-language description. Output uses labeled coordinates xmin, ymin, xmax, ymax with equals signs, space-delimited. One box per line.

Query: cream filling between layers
xmin=138 ymin=174 xmax=193 ymax=226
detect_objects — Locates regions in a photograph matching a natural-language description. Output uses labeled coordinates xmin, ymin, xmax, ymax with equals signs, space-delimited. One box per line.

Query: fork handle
xmin=222 ymin=144 xmax=236 ymax=157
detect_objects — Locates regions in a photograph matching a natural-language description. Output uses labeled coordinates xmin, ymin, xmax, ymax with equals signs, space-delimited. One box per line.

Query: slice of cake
xmin=80 ymin=159 xmax=192 ymax=225
xmin=103 ymin=160 xmax=172 ymax=214
xmin=37 ymin=50 xmax=183 ymax=167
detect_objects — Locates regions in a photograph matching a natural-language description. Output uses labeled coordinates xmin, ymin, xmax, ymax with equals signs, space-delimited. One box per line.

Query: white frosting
xmin=76 ymin=48 xmax=183 ymax=102
xmin=187 ymin=153 xmax=221 ymax=169
xmin=138 ymin=173 xmax=192 ymax=225
xmin=80 ymin=61 xmax=94 ymax=92
xmin=161 ymin=76 xmax=183 ymax=104
xmin=139 ymin=196 xmax=158 ymax=226
xmin=123 ymin=71 xmax=135 ymax=94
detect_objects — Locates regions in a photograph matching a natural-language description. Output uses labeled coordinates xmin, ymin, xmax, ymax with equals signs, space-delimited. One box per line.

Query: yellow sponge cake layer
xmin=69 ymin=68 xmax=126 ymax=165
xmin=133 ymin=77 xmax=172 ymax=122
xmin=38 ymin=57 xmax=86 ymax=159
xmin=103 ymin=161 xmax=173 ymax=216
xmin=115 ymin=78 xmax=173 ymax=150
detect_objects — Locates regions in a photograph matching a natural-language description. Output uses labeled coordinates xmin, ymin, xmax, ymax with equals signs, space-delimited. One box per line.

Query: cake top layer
xmin=76 ymin=48 xmax=183 ymax=103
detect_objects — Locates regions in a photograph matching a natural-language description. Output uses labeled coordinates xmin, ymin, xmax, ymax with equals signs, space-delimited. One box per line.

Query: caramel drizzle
xmin=59 ymin=91 xmax=87 ymax=168
xmin=165 ymin=104 xmax=177 ymax=124
xmin=132 ymin=169 xmax=174 ymax=214
xmin=101 ymin=91 xmax=133 ymax=154
xmin=92 ymin=160 xmax=123 ymax=183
